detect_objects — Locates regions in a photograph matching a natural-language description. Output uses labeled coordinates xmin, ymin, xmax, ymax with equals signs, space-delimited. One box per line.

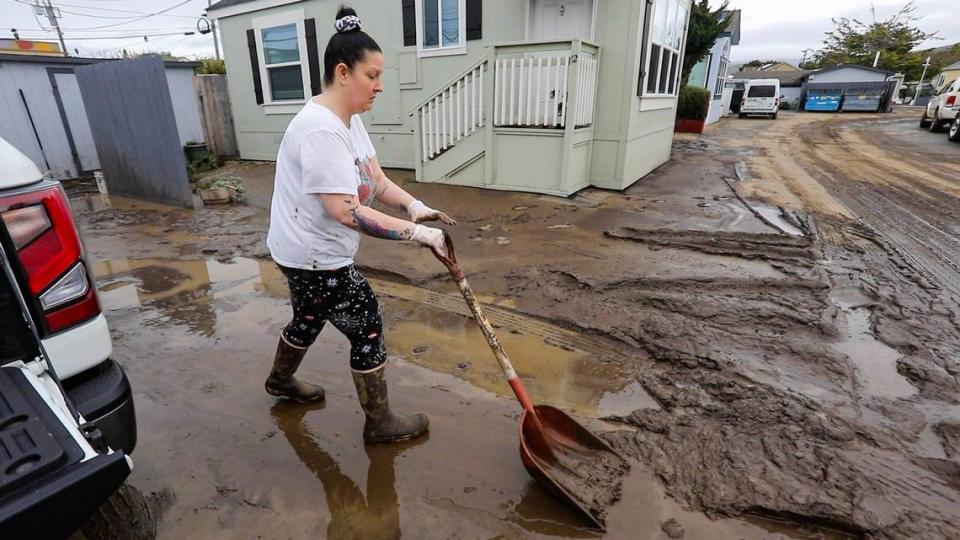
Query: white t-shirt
xmin=267 ymin=101 xmax=377 ymax=270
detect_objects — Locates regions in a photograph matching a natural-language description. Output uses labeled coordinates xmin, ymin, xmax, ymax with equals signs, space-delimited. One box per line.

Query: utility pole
xmin=913 ymin=56 xmax=931 ymax=104
xmin=872 ymin=50 xmax=881 ymax=68
xmin=207 ymin=0 xmax=220 ymax=60
xmin=40 ymin=0 xmax=68 ymax=56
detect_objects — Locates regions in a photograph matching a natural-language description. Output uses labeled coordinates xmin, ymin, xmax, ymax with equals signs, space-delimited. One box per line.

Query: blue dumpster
xmin=841 ymin=89 xmax=884 ymax=112
xmin=805 ymin=90 xmax=842 ymax=112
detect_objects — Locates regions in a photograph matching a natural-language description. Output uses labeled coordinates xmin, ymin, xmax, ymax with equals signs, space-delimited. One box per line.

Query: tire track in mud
xmin=793 ymin=121 xmax=960 ymax=299
xmin=851 ymin=449 xmax=960 ymax=534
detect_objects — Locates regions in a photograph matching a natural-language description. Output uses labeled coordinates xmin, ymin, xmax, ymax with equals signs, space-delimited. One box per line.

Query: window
xmin=253 ymin=11 xmax=309 ymax=105
xmin=644 ymin=0 xmax=687 ymax=96
xmin=262 ymin=24 xmax=303 ymax=100
xmin=415 ymin=0 xmax=466 ymax=57
xmin=747 ymin=85 xmax=776 ymax=98
xmin=714 ymin=54 xmax=728 ymax=99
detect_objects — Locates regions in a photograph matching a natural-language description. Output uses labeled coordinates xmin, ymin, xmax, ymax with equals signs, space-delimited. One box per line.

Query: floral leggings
xmin=278 ymin=264 xmax=386 ymax=372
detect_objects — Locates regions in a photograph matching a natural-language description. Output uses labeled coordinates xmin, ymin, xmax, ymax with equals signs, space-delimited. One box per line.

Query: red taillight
xmin=948 ymin=95 xmax=957 ymax=106
xmin=45 ymin=287 xmax=100 ymax=334
xmin=1 ymin=184 xmax=100 ymax=334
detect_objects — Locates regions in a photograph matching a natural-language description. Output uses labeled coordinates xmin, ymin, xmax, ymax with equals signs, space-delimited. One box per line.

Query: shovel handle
xmin=430 ymin=233 xmax=536 ymax=415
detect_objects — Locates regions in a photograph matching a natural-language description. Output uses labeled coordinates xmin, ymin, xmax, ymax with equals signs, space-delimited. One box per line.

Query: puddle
xmin=597 ymin=381 xmax=661 ymax=416
xmin=92 ymin=257 xmax=653 ymax=417
xmin=829 ymin=289 xmax=917 ymax=400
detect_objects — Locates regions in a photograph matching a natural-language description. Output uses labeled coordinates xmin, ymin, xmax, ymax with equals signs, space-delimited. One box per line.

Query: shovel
xmin=430 ymin=232 xmax=629 ymax=530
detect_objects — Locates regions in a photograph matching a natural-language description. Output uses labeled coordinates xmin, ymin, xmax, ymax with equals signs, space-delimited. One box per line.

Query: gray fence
xmin=194 ymin=75 xmax=238 ymax=159
xmin=76 ymin=57 xmax=193 ymax=207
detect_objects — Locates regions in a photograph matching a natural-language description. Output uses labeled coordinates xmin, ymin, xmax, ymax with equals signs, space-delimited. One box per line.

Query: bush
xmin=677 ymin=85 xmax=711 ymax=120
xmin=187 ymin=151 xmax=219 ymax=179
xmin=779 ymin=100 xmax=793 ymax=110
xmin=196 ymin=58 xmax=225 ymax=75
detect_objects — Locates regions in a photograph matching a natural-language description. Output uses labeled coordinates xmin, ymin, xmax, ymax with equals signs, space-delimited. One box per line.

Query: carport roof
xmin=807 ymin=64 xmax=894 ymax=78
xmin=0 ymin=53 xmax=199 ymax=68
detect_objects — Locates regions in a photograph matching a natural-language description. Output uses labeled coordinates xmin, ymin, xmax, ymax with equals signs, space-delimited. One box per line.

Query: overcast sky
xmin=3 ymin=0 xmax=957 ymax=62
xmin=726 ymin=0 xmax=956 ymax=64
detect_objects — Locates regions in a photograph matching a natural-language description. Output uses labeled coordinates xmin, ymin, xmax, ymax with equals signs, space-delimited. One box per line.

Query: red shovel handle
xmin=430 ymin=232 xmax=535 ymax=416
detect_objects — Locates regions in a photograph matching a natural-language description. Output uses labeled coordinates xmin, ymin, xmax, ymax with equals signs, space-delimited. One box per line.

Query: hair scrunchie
xmin=334 ymin=15 xmax=362 ymax=33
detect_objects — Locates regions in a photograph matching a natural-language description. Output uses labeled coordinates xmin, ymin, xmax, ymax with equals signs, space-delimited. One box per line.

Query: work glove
xmin=407 ymin=200 xmax=456 ymax=226
xmin=411 ymin=224 xmax=448 ymax=257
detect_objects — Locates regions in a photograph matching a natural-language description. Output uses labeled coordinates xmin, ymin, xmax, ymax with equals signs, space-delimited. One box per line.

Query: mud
xmin=70 ymin=108 xmax=960 ymax=538
xmin=76 ymin=254 xmax=828 ymax=539
xmin=543 ymin=437 xmax=629 ymax=524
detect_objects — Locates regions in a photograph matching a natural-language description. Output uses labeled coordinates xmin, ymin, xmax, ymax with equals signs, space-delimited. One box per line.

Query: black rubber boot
xmin=265 ymin=338 xmax=325 ymax=403
xmin=351 ymin=366 xmax=428 ymax=444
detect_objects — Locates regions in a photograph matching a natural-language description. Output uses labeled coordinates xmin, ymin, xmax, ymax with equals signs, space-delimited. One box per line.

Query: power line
xmin=56 ymin=8 xmax=186 ymax=20
xmin=17 ymin=31 xmax=197 ymax=40
xmin=42 ymin=1 xmax=199 ymax=19
xmin=21 ymin=25 xmax=195 ymax=33
xmin=44 ymin=0 xmax=194 ymax=30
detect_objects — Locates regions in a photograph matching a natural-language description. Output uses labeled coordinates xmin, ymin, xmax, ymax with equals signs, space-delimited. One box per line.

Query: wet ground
xmin=71 ymin=107 xmax=959 ymax=538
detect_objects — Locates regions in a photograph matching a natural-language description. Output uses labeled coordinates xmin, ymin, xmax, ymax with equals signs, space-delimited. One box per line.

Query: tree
xmin=801 ymin=1 xmax=938 ymax=80
xmin=196 ymin=58 xmax=226 ymax=74
xmin=743 ymin=59 xmax=782 ymax=68
xmin=681 ymin=0 xmax=730 ymax=87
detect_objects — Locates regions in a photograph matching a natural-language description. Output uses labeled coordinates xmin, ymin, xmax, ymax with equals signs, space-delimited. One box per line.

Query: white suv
xmin=921 ymin=77 xmax=960 ymax=133
xmin=0 ymin=137 xmax=135 ymax=536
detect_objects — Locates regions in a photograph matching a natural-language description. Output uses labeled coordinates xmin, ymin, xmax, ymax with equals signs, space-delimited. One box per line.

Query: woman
xmin=265 ymin=6 xmax=454 ymax=445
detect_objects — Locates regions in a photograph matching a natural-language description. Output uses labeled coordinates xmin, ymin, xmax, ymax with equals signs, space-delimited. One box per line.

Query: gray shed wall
xmin=0 ymin=61 xmax=77 ymax=179
xmin=0 ymin=59 xmax=202 ymax=180
xmin=165 ymin=67 xmax=206 ymax=145
xmin=781 ymin=86 xmax=801 ymax=107
xmin=76 ymin=58 xmax=193 ymax=207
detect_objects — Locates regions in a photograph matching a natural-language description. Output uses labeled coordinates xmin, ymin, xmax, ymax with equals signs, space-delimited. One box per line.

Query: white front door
xmin=531 ymin=0 xmax=593 ymax=41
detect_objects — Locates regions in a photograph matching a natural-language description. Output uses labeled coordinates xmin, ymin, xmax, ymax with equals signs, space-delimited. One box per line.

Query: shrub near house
xmin=676 ymin=85 xmax=711 ymax=133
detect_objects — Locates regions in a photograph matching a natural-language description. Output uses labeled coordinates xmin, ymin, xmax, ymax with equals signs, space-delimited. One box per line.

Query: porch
xmin=410 ymin=38 xmax=601 ymax=197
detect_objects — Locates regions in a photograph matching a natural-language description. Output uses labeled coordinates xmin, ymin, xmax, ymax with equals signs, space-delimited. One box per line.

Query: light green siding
xmin=214 ymin=0 xmax=689 ymax=195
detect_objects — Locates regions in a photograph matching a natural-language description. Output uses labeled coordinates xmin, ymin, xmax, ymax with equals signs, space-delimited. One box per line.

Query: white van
xmin=739 ymin=79 xmax=781 ymax=119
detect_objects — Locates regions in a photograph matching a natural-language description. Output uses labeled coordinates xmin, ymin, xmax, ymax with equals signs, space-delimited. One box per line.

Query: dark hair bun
xmin=334 ymin=6 xmax=361 ymax=33
xmin=323 ymin=4 xmax=380 ymax=87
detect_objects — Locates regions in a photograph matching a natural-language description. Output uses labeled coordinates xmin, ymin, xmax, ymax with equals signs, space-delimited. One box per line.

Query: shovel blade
xmin=519 ymin=405 xmax=630 ymax=530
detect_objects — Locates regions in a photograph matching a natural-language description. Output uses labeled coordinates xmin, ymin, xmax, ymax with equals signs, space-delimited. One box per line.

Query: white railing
xmin=493 ymin=51 xmax=598 ymax=129
xmin=494 ymin=55 xmax=571 ymax=128
xmin=574 ymin=54 xmax=598 ymax=127
xmin=415 ymin=61 xmax=486 ymax=161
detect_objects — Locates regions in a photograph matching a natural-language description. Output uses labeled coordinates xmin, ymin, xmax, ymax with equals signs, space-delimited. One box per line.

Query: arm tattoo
xmin=350 ymin=207 xmax=411 ymax=240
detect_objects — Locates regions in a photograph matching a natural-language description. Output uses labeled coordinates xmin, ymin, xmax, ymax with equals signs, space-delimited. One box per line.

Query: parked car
xmin=920 ymin=77 xmax=960 ymax=132
xmin=739 ymin=79 xmax=781 ymax=119
xmin=0 ymin=137 xmax=136 ymax=537
xmin=949 ymin=110 xmax=960 ymax=143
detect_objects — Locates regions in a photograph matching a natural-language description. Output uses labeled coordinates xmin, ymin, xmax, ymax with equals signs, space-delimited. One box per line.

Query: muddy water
xmin=90 ymin=256 xmax=827 ymax=538
xmin=829 ymin=288 xmax=917 ymax=400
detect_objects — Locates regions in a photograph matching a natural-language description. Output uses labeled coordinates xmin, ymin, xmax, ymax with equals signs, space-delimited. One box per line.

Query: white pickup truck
xmin=0 ymin=137 xmax=136 ymax=537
